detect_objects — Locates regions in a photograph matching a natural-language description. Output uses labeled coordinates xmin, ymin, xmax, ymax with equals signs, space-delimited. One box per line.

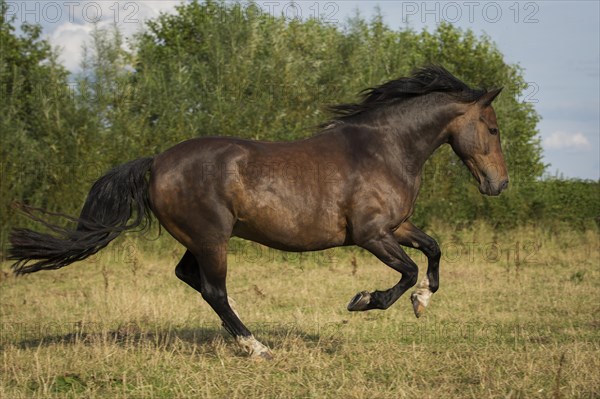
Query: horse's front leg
xmin=347 ymin=233 xmax=419 ymax=311
xmin=393 ymin=221 xmax=441 ymax=317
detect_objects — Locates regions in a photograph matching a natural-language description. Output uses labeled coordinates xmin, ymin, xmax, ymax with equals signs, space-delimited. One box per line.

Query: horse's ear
xmin=478 ymin=87 xmax=503 ymax=107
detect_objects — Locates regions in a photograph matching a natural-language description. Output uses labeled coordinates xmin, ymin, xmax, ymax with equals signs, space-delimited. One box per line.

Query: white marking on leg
xmin=414 ymin=276 xmax=432 ymax=306
xmin=236 ymin=335 xmax=273 ymax=360
xmin=410 ymin=276 xmax=433 ymax=317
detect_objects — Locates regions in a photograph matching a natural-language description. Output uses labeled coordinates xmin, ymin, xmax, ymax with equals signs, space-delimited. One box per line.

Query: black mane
xmin=326 ymin=66 xmax=486 ymax=124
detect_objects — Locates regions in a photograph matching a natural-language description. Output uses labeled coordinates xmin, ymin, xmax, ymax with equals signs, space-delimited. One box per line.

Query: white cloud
xmin=50 ymin=22 xmax=93 ymax=72
xmin=44 ymin=1 xmax=181 ymax=72
xmin=544 ymin=131 xmax=592 ymax=150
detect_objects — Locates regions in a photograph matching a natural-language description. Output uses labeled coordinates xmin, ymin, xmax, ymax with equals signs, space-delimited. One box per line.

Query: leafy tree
xmin=2 ymin=0 xmax=595 ymax=253
xmin=1 ymin=0 xmax=94 ymax=252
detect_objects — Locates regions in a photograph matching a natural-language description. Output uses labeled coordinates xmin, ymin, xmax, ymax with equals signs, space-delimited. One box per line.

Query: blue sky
xmin=6 ymin=1 xmax=599 ymax=180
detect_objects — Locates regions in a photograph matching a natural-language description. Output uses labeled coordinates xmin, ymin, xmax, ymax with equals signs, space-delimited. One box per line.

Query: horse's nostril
xmin=500 ymin=179 xmax=509 ymax=190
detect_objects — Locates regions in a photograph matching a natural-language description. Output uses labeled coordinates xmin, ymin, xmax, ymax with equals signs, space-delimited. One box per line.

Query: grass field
xmin=1 ymin=224 xmax=598 ymax=398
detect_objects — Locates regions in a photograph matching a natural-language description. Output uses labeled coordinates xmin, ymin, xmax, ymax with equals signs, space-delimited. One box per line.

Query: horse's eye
xmin=489 ymin=128 xmax=498 ymax=135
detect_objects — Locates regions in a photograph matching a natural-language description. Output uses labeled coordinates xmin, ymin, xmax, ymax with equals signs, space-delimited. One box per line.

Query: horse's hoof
xmin=347 ymin=291 xmax=371 ymax=311
xmin=249 ymin=348 xmax=274 ymax=361
xmin=411 ymin=293 xmax=426 ymax=318
xmin=237 ymin=335 xmax=273 ymax=361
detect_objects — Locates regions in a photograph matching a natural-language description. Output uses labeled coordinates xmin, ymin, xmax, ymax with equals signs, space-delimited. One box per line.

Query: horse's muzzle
xmin=480 ymin=177 xmax=509 ymax=196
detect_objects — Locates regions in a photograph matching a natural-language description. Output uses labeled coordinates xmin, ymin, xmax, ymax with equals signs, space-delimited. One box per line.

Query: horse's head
xmin=446 ymin=88 xmax=509 ymax=196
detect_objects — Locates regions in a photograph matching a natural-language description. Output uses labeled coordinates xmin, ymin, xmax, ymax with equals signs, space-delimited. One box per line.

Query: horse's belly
xmin=232 ymin=206 xmax=348 ymax=251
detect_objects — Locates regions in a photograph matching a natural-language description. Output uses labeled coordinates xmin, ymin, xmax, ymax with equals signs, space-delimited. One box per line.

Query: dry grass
xmin=1 ymin=225 xmax=599 ymax=398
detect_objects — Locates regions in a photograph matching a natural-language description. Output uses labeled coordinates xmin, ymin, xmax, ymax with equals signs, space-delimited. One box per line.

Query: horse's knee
xmin=426 ymin=239 xmax=441 ymax=261
xmin=432 ymin=245 xmax=441 ymax=261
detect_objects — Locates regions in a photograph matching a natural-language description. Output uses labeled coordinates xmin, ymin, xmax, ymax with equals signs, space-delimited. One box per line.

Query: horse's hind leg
xmin=175 ymin=247 xmax=272 ymax=360
xmin=175 ymin=250 xmax=241 ymax=318
xmin=175 ymin=250 xmax=202 ymax=292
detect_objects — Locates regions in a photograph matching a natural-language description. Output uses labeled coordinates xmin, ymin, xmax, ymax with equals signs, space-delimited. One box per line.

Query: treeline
xmin=0 ymin=0 xmax=597 ymax=253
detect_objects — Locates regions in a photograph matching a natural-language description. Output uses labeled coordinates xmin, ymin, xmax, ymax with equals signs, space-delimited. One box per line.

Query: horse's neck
xmin=371 ymin=104 xmax=455 ymax=178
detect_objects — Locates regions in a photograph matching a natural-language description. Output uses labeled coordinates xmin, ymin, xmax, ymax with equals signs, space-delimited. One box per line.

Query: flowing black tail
xmin=8 ymin=157 xmax=154 ymax=274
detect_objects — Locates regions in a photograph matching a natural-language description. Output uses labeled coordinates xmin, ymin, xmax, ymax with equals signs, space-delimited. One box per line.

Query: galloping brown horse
xmin=9 ymin=66 xmax=508 ymax=359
